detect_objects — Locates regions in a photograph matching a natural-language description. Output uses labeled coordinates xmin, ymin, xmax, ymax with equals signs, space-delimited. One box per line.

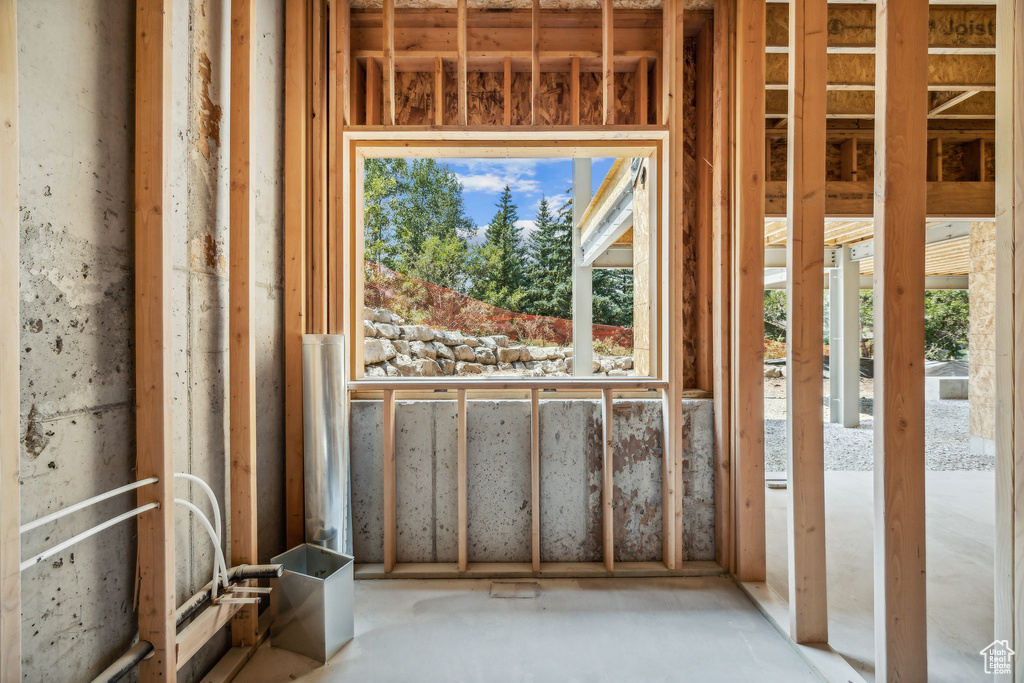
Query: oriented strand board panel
xmin=579 ymin=71 xmax=603 ymax=125
xmin=537 ymin=72 xmax=572 ymax=125
xmin=395 ymin=71 xmax=435 ymax=125
xmin=468 ymin=71 xmax=504 ymax=125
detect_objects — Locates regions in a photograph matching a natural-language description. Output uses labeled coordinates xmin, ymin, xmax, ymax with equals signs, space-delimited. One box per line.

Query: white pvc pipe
xmin=173 ymin=473 xmax=222 ymax=547
xmin=174 ymin=499 xmax=229 ymax=592
xmin=20 ymin=503 xmax=159 ymax=572
xmin=19 ymin=477 xmax=159 ymax=535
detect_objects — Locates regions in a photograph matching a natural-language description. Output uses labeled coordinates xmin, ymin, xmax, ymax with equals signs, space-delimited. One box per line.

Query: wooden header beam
xmin=135 ymin=0 xmax=177 ymax=678
xmin=0 ymin=0 xmax=20 ymax=678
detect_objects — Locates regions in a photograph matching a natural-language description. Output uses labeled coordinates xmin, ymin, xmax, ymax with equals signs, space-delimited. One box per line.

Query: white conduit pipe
xmin=174 ymin=499 xmax=229 ymax=596
xmin=173 ymin=473 xmax=222 ymax=549
xmin=20 ymin=503 xmax=159 ymax=572
xmin=19 ymin=477 xmax=159 ymax=535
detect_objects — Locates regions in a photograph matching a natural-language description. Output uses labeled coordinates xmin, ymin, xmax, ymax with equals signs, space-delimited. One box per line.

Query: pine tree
xmin=469 ymin=185 xmax=528 ymax=310
xmin=523 ymin=193 xmax=573 ymax=318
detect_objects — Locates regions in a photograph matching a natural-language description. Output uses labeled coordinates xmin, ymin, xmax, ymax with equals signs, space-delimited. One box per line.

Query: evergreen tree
xmin=593 ymin=269 xmax=634 ymax=328
xmin=469 ymin=186 xmax=528 ymax=310
xmin=523 ymin=194 xmax=573 ymax=318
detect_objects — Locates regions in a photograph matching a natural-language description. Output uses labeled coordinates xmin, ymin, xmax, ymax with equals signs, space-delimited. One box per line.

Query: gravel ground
xmin=763 ymin=372 xmax=993 ymax=472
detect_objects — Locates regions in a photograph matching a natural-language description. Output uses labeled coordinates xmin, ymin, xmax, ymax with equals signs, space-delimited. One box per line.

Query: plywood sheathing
xmin=680 ymin=40 xmax=697 ymax=389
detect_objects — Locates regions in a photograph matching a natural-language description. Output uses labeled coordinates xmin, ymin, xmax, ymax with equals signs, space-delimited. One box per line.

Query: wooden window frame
xmin=340 ymin=129 xmax=672 ymax=393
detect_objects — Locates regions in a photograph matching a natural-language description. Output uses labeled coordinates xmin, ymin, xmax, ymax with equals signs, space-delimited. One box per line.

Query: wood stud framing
xmin=602 ymin=0 xmax=615 ymax=125
xmin=284 ymin=0 xmax=309 ymax=549
xmin=229 ymin=0 xmax=259 ymax=649
xmin=784 ymin=0 xmax=828 ymax=645
xmin=382 ymin=0 xmax=395 ymax=126
xmin=383 ymin=389 xmax=397 ymax=572
xmin=458 ymin=389 xmax=468 ymax=571
xmin=602 ymin=389 xmax=615 ymax=571
xmin=135 ymin=0 xmax=177 ymax=677
xmin=732 ymin=0 xmax=766 ymax=584
xmin=532 ymin=0 xmax=541 ymax=125
xmin=695 ymin=24 xmax=714 ymax=393
xmin=531 ymin=390 xmax=541 ymax=572
xmin=661 ymin=0 xmax=685 ymax=572
xmin=457 ymin=0 xmax=468 ymax=126
xmin=994 ymin=0 xmax=1023 ymax=673
xmin=872 ymin=0 xmax=930 ymax=676
xmin=0 ymin=0 xmax=19 ymax=678
xmin=711 ymin=0 xmax=733 ymax=575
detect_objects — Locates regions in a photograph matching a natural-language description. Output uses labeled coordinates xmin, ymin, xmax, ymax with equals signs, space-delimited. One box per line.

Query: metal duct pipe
xmin=174 ymin=563 xmax=284 ymax=626
xmin=302 ymin=334 xmax=351 ymax=554
xmin=89 ymin=640 xmax=153 ymax=683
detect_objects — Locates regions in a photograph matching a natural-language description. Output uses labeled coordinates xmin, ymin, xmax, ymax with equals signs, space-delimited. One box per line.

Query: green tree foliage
xmin=469 ymin=186 xmax=529 ymax=310
xmin=593 ymin=269 xmax=634 ymax=327
xmin=363 ymin=158 xmax=474 ymax=290
xmin=522 ymin=195 xmax=573 ymax=318
xmin=924 ymin=289 xmax=970 ymax=360
xmin=763 ymin=290 xmax=787 ymax=341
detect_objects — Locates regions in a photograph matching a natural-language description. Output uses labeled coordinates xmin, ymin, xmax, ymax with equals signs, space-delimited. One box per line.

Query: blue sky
xmin=441 ymin=157 xmax=616 ymax=243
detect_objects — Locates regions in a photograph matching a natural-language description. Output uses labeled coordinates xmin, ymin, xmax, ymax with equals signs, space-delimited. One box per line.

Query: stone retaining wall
xmin=363 ymin=306 xmax=634 ymax=377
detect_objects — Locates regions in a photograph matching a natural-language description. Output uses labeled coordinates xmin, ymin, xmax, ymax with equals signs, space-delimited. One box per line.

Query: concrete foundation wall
xmin=968 ymin=220 xmax=995 ymax=454
xmin=351 ymin=399 xmax=715 ymax=563
xmin=17 ymin=1 xmax=286 ymax=680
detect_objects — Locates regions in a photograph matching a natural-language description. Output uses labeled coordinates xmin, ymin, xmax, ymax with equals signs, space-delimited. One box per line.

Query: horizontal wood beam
xmin=764 ymin=180 xmax=994 ymax=218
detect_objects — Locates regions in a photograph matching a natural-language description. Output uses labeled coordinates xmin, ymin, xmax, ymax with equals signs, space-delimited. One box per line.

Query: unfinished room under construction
xmin=1 ymin=0 xmax=1021 ymax=681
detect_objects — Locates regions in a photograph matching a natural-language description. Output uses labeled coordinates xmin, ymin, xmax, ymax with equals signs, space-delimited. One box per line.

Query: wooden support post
xmin=229 ymin=0 xmax=258 ymax=649
xmin=785 ymin=0 xmax=828 ymax=644
xmin=927 ymin=136 xmax=943 ymax=182
xmin=365 ymin=58 xmax=380 ymax=125
xmin=994 ymin=0 xmax=1021 ymax=672
xmin=602 ymin=0 xmax=614 ymax=125
xmin=457 ymin=0 xmax=467 ymax=126
xmin=382 ymin=389 xmax=396 ymax=572
xmin=840 ymin=138 xmax=857 ymax=181
xmin=602 ymin=388 xmax=614 ymax=571
xmin=503 ymin=57 xmax=512 ymax=126
xmin=570 ymin=57 xmax=581 ymax=126
xmin=733 ymin=0 xmax=766 ymax=583
xmin=435 ymin=57 xmax=445 ymax=126
xmin=711 ymin=0 xmax=734 ymax=574
xmin=531 ymin=0 xmax=540 ymax=125
xmin=670 ymin=0 xmax=686 ymax=569
xmin=0 ymin=1 xmax=20 ymax=678
xmin=636 ymin=56 xmax=649 ymax=126
xmin=309 ymin=0 xmax=327 ymax=334
xmin=284 ymin=0 xmax=309 ymax=549
xmin=330 ymin=0 xmax=350 ymax=335
xmin=531 ymin=389 xmax=541 ymax=572
xmin=457 ymin=389 xmax=468 ymax=572
xmin=695 ymin=23 xmax=714 ymax=393
xmin=873 ymin=0 xmax=929 ymax=676
xmin=382 ymin=0 xmax=395 ymax=126
xmin=135 ymin=1 xmax=176 ymax=677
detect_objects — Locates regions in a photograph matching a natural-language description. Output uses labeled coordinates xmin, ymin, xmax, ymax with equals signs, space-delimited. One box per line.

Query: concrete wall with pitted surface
xmin=350 ymin=398 xmax=715 ymax=563
xmin=16 ymin=1 xmax=287 ymax=679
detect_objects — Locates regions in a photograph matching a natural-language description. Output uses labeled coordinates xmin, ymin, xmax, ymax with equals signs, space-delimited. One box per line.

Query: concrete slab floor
xmin=235 ymin=577 xmax=819 ymax=682
xmin=766 ymin=471 xmax=994 ymax=683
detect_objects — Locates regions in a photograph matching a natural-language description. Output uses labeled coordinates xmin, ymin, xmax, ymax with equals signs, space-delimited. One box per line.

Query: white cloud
xmin=456 ymin=172 xmax=540 ymax=194
xmin=515 ymin=219 xmax=538 ymax=236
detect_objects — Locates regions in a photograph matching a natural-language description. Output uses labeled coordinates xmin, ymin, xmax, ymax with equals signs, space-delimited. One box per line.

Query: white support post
xmin=573 ymin=158 xmax=594 ymax=376
xmin=829 ymin=245 xmax=860 ymax=428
